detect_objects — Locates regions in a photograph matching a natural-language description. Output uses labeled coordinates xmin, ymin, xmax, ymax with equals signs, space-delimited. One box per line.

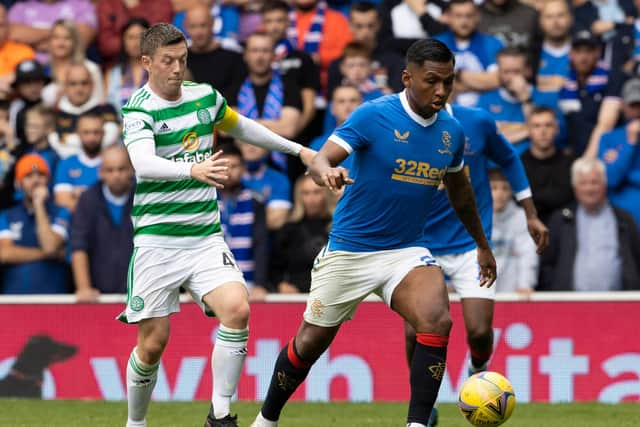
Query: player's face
xmin=77 ymin=117 xmax=104 ymax=157
xmin=300 ymin=176 xmax=328 ymax=217
xmin=402 ymin=60 xmax=454 ymax=119
xmin=447 ymin=3 xmax=478 ymax=39
xmin=490 ymin=179 xmax=512 ymax=212
xmin=528 ymin=112 xmax=557 ymax=150
xmin=349 ymin=11 xmax=379 ymax=47
xmin=540 ymin=1 xmax=572 ymax=41
xmin=100 ymin=150 xmax=133 ymax=196
xmin=573 ymin=168 xmax=607 ymax=211
xmin=244 ymin=35 xmax=275 ymax=76
xmin=262 ymin=10 xmax=289 ymax=41
xmin=142 ymin=42 xmax=188 ymax=101
xmin=331 ymin=87 xmax=362 ymax=125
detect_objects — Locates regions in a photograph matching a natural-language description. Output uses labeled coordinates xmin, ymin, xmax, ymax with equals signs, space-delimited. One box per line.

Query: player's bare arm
xmin=307 ymin=141 xmax=354 ymax=191
xmin=443 ymin=170 xmax=497 ymax=287
xmin=519 ymin=197 xmax=550 ymax=254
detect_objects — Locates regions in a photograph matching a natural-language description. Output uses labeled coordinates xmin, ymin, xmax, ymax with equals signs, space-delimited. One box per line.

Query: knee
xmin=415 ymin=310 xmax=452 ymax=337
xmin=467 ymin=324 xmax=493 ymax=344
xmin=138 ymin=335 xmax=169 ymax=364
xmin=220 ymin=298 xmax=250 ymax=329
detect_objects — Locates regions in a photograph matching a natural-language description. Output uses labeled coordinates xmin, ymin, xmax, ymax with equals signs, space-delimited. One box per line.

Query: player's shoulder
xmin=122 ymin=86 xmax=153 ymax=112
xmin=182 ymin=80 xmax=216 ymax=96
xmin=351 ymin=93 xmax=401 ymax=119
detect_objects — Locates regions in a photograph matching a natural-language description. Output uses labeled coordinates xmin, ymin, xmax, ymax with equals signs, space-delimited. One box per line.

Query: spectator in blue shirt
xmin=71 ymin=145 xmax=134 ymax=302
xmin=435 ymin=0 xmax=503 ymax=106
xmin=0 ymin=153 xmax=70 ymax=294
xmin=53 ymin=110 xmax=104 ymax=213
xmin=238 ymin=140 xmax=292 ymax=231
xmin=598 ymin=77 xmax=640 ymax=229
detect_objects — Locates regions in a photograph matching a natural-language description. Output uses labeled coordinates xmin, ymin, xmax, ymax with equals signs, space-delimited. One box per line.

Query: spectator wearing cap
xmin=559 ymin=30 xmax=627 ymax=158
xmin=0 ymin=153 xmax=70 ymax=294
xmin=0 ymin=4 xmax=34 ymax=98
xmin=8 ymin=0 xmax=97 ymax=64
xmin=71 ymin=145 xmax=133 ymax=301
xmin=538 ymin=157 xmax=640 ymax=291
xmin=9 ymin=60 xmax=49 ymax=145
xmin=598 ymin=77 xmax=640 ymax=229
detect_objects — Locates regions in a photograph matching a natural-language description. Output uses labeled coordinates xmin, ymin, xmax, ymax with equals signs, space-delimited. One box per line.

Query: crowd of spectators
xmin=0 ymin=0 xmax=638 ymax=299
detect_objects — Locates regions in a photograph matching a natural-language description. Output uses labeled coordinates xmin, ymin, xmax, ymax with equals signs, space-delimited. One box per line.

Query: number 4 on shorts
xmin=222 ymin=252 xmax=238 ymax=269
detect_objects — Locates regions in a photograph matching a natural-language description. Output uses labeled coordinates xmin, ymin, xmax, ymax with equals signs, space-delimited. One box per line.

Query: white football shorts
xmin=435 ymin=248 xmax=495 ymax=299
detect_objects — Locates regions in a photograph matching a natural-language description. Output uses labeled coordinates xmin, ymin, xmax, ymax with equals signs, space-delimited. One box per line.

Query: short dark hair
xmin=528 ymin=105 xmax=557 ymax=119
xmin=406 ymin=39 xmax=455 ymax=67
xmin=488 ymin=168 xmax=507 ymax=182
xmin=446 ymin=0 xmax=476 ymax=10
xmin=140 ymin=23 xmax=186 ymax=57
xmin=262 ymin=0 xmax=290 ymax=14
xmin=350 ymin=2 xmax=378 ymax=15
xmin=342 ymin=41 xmax=372 ymax=60
xmin=216 ymin=141 xmax=243 ymax=159
xmin=77 ymin=109 xmax=104 ymax=124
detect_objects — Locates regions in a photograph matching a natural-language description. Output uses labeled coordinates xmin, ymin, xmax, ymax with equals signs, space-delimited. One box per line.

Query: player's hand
xmin=316 ymin=166 xmax=353 ymax=192
xmin=527 ymin=216 xmax=549 ymax=254
xmin=477 ymin=246 xmax=497 ymax=288
xmin=298 ymin=146 xmax=317 ymax=168
xmin=32 ymin=185 xmax=49 ymax=206
xmin=75 ymin=287 xmax=100 ymax=303
xmin=190 ymin=150 xmax=229 ymax=188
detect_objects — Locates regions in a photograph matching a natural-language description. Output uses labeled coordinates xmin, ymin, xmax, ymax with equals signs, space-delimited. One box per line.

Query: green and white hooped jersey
xmin=122 ymin=82 xmax=227 ymax=248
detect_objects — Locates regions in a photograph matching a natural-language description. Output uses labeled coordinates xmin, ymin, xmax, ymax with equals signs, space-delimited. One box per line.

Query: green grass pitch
xmin=1 ymin=400 xmax=638 ymax=426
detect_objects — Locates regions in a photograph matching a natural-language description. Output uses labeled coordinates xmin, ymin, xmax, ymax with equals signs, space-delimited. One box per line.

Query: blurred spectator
xmin=51 ymin=62 xmax=119 ymax=158
xmin=71 ymin=145 xmax=133 ymax=301
xmin=217 ymin=142 xmax=269 ymax=299
xmin=262 ymin=0 xmax=320 ymax=134
xmin=0 ymin=100 xmax=14 ymax=186
xmin=9 ymin=60 xmax=49 ymax=144
xmin=96 ymin=0 xmax=172 ymax=66
xmin=0 ymin=153 xmax=70 ymax=294
xmin=53 ymin=111 xmax=103 ymax=213
xmin=0 ymin=4 xmax=35 ymax=98
xmin=533 ymin=0 xmax=572 ymax=103
xmin=41 ymin=19 xmax=104 ymax=108
xmin=270 ymin=174 xmax=333 ymax=293
xmin=185 ymin=5 xmax=245 ymax=99
xmin=339 ymin=42 xmax=389 ymax=100
xmin=559 ymin=30 xmax=625 ymax=158
xmin=174 ymin=0 xmax=242 ymax=51
xmin=310 ymin=83 xmax=362 ymax=171
xmin=489 ymin=169 xmax=538 ymax=295
xmin=477 ymin=47 xmax=535 ymax=153
xmin=105 ymin=18 xmax=149 ymax=115
xmin=238 ymin=142 xmax=291 ymax=231
xmin=434 ymin=0 xmax=503 ymax=107
xmin=479 ymin=0 xmax=539 ymax=49
xmin=538 ymin=157 xmax=640 ymax=291
xmin=8 ymin=0 xmax=97 ymax=64
xmin=521 ymin=106 xmax=574 ymax=224
xmin=332 ymin=1 xmax=406 ymax=93
xmin=598 ymin=78 xmax=640 ymax=228
xmin=233 ymin=31 xmax=302 ymax=141
xmin=378 ymin=0 xmax=448 ymax=55
xmin=288 ymin=0 xmax=352 ymax=85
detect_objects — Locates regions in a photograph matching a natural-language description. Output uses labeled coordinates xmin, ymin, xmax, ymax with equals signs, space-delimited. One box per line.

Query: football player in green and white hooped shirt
xmin=118 ymin=23 xmax=325 ymax=427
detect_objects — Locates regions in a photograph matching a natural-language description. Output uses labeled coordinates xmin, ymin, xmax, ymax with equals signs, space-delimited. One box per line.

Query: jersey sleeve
xmin=53 ymin=159 xmax=72 ymax=194
xmin=51 ymin=206 xmax=71 ymax=241
xmin=122 ymin=107 xmax=155 ymax=148
xmin=481 ymin=111 xmax=532 ymax=199
xmin=329 ymin=102 xmax=374 ymax=154
xmin=268 ymin=173 xmax=292 ymax=209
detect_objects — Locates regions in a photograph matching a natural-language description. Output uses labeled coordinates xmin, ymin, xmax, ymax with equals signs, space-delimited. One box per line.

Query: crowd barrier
xmin=1 ymin=293 xmax=639 ymax=403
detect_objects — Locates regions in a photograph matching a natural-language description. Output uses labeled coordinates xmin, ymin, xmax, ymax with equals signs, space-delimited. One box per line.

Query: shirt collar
xmin=399 ymin=90 xmax=438 ymax=127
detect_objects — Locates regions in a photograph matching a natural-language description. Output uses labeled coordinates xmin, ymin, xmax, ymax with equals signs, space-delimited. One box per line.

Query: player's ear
xmin=141 ymin=55 xmax=152 ymax=71
xmin=401 ymin=69 xmax=411 ymax=89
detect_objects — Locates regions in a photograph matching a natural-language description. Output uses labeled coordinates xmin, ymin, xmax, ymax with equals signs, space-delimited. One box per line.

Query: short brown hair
xmin=341 ymin=41 xmax=372 ymax=61
xmin=140 ymin=23 xmax=186 ymax=57
xmin=25 ymin=104 xmax=54 ymax=127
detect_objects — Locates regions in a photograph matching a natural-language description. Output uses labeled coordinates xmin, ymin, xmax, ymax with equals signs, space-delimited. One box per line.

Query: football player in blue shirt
xmin=405 ymin=104 xmax=549 ymax=426
xmin=251 ymin=39 xmax=497 ymax=427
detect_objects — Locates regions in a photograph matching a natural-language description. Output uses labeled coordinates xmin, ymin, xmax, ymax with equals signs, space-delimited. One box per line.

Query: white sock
xmin=407 ymin=423 xmax=427 ymax=427
xmin=126 ymin=347 xmax=159 ymax=426
xmin=254 ymin=412 xmax=278 ymax=427
xmin=211 ymin=325 xmax=248 ymax=419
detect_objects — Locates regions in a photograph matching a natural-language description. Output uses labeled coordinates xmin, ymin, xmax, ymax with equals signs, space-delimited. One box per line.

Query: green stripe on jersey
xmin=152 ymin=92 xmax=216 ymax=121
xmin=155 ymin=124 xmax=213 ymax=147
xmin=131 ymin=199 xmax=218 ymax=217
xmin=135 ymin=179 xmax=210 ymax=194
xmin=134 ymin=222 xmax=221 ymax=237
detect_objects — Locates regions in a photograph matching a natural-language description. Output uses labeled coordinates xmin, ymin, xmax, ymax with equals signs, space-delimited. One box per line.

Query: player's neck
xmin=148 ymin=81 xmax=181 ymax=102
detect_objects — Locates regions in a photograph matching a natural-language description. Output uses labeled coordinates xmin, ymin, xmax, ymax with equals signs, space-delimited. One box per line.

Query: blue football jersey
xmin=328 ymin=92 xmax=465 ymax=252
xmin=53 ymin=153 xmax=101 ymax=195
xmin=421 ymin=105 xmax=531 ymax=255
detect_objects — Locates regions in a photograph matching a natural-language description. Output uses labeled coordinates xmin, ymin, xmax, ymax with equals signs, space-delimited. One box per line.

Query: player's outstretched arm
xmin=307 ymin=141 xmax=354 ymax=191
xmin=443 ymin=170 xmax=496 ymax=287
xmin=519 ymin=198 xmax=550 ymax=254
